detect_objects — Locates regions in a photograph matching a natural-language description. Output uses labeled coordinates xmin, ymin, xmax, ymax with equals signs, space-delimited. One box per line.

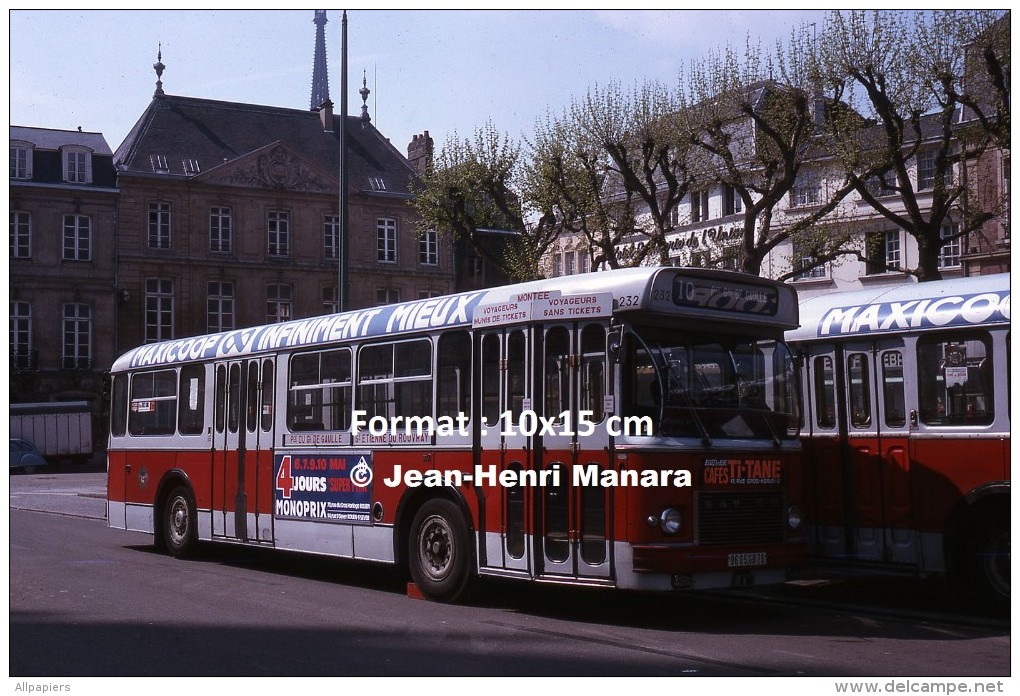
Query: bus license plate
xmin=727 ymin=552 xmax=766 ymax=568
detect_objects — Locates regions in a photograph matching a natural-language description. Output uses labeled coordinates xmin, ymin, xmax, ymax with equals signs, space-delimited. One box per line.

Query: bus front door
xmin=479 ymin=329 xmax=532 ymax=573
xmin=536 ymin=323 xmax=613 ymax=582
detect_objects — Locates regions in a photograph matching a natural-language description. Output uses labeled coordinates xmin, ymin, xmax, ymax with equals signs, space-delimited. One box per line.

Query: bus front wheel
xmin=408 ymin=499 xmax=472 ymax=603
xmin=163 ymin=486 xmax=198 ymax=558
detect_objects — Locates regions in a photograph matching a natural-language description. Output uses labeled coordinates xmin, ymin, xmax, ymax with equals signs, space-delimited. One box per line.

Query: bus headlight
xmin=787 ymin=505 xmax=803 ymax=530
xmin=659 ymin=507 xmax=682 ymax=535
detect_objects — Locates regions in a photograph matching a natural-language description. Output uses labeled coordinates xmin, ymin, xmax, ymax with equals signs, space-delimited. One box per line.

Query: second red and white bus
xmin=107 ymin=266 xmax=805 ymax=601
xmin=789 ymin=273 xmax=1010 ymax=604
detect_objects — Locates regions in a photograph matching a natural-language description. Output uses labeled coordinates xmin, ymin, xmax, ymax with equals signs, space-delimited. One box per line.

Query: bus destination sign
xmin=671 ymin=276 xmax=778 ymax=316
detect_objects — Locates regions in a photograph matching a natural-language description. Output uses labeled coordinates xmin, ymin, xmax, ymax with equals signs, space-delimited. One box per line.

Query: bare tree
xmin=527 ymin=81 xmax=696 ymax=270
xmin=410 ymin=123 xmax=559 ymax=282
xmin=816 ymin=10 xmax=1008 ymax=281
xmin=527 ymin=112 xmax=635 ymax=271
xmin=681 ymin=36 xmax=859 ymax=278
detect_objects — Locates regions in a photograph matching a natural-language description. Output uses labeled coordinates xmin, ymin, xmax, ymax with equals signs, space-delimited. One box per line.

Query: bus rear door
xmin=212 ymin=358 xmax=276 ymax=543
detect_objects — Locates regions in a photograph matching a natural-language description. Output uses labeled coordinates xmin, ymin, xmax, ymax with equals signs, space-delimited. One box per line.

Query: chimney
xmin=318 ymin=100 xmax=334 ymax=132
xmin=407 ymin=131 xmax=434 ymax=174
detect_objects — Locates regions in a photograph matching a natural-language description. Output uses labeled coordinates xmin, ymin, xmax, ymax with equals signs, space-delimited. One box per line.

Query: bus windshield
xmin=624 ymin=327 xmax=799 ymax=442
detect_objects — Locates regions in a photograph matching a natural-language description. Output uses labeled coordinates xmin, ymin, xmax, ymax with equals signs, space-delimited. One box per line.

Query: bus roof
xmin=112 ymin=266 xmax=798 ymax=373
xmin=789 ymin=273 xmax=1010 ymax=342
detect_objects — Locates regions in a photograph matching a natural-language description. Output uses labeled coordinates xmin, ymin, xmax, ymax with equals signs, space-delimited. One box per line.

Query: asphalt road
xmin=8 ymin=472 xmax=1011 ymax=678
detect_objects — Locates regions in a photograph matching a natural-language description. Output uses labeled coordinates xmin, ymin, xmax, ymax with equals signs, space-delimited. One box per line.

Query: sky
xmin=8 ymin=9 xmax=828 ymax=156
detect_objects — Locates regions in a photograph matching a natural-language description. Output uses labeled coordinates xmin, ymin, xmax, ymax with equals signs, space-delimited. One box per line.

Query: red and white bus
xmin=107 ymin=266 xmax=805 ymax=601
xmin=789 ymin=274 xmax=1010 ymax=604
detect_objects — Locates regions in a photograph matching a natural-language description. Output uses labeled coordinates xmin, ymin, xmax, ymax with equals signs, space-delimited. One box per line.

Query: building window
xmin=10 ymin=301 xmax=32 ymax=369
xmin=669 ymin=206 xmax=680 ymax=228
xmin=791 ymin=173 xmax=821 ymax=207
xmin=183 ymin=158 xmax=201 ymax=175
xmin=369 ymin=177 xmax=386 ymax=191
xmin=10 ymin=211 xmax=31 ymax=258
xmin=865 ymin=173 xmax=897 ymax=198
xmin=793 ymin=246 xmax=827 ymax=280
xmin=579 ymin=251 xmax=589 ymax=274
xmin=210 ymin=207 xmax=232 ymax=254
xmin=690 ymin=190 xmax=710 ymax=223
xmin=148 ymin=202 xmax=171 ymax=250
xmin=62 ymin=215 xmax=92 ymax=261
xmin=939 ymin=223 xmax=961 ymax=269
xmin=207 ymin=281 xmax=235 ymax=333
xmin=268 ymin=212 xmax=290 ymax=257
xmin=866 ymin=231 xmax=901 ymax=274
xmin=917 ymin=149 xmax=953 ymax=191
xmin=419 ymin=229 xmax=439 ymax=266
xmin=377 ymin=218 xmax=397 ymax=263
xmin=10 ymin=144 xmax=32 ymax=179
xmin=721 ymin=245 xmax=741 ymax=272
xmin=724 ymin=185 xmax=743 ymax=216
xmin=565 ymin=251 xmax=576 ymax=276
xmin=552 ymin=254 xmax=563 ymax=277
xmin=145 ymin=278 xmax=174 ymax=343
xmin=63 ymin=148 xmax=91 ymax=184
xmin=267 ymin=284 xmax=292 ymax=323
xmin=376 ymin=288 xmax=400 ymax=306
xmin=322 ymin=285 xmax=338 ymax=314
xmin=62 ymin=303 xmax=91 ymax=369
xmin=324 ymin=215 xmax=340 ymax=260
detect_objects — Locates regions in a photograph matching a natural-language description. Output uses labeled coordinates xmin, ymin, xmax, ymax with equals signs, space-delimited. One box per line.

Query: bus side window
xmin=847 ymin=353 xmax=871 ymax=428
xmin=215 ymin=364 xmax=227 ymax=434
xmin=481 ymin=335 xmax=500 ymax=425
xmin=544 ymin=327 xmax=570 ymax=420
xmin=814 ymin=356 xmax=836 ymax=430
xmin=437 ymin=331 xmax=471 ymax=421
xmin=394 ymin=339 xmax=432 ymax=419
xmin=917 ymin=332 xmax=993 ymax=426
xmin=179 ymin=364 xmax=205 ymax=435
xmin=261 ymin=360 xmax=274 ymax=432
xmin=507 ymin=330 xmax=527 ymax=420
xmin=111 ymin=374 xmax=128 ymax=437
xmin=881 ymin=351 xmax=906 ymax=427
xmin=580 ymin=324 xmax=606 ymax=422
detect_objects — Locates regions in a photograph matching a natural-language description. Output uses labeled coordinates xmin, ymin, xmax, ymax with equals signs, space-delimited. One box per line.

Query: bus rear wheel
xmin=971 ymin=511 xmax=1009 ymax=607
xmin=408 ymin=499 xmax=472 ymax=603
xmin=163 ymin=486 xmax=198 ymax=558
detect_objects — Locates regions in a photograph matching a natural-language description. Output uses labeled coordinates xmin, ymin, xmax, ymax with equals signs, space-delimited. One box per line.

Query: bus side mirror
xmin=607 ymin=330 xmax=622 ymax=364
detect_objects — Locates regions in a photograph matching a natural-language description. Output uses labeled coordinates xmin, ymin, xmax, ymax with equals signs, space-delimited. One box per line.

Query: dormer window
xmin=150 ymin=154 xmax=170 ymax=173
xmin=183 ymin=158 xmax=201 ymax=175
xmin=62 ymin=146 xmax=92 ymax=184
xmin=369 ymin=176 xmax=386 ymax=191
xmin=10 ymin=143 xmax=33 ymax=179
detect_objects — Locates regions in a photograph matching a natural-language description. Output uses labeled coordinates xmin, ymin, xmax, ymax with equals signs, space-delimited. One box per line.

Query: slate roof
xmin=113 ymin=94 xmax=417 ymax=196
xmin=10 ymin=126 xmax=113 ymax=155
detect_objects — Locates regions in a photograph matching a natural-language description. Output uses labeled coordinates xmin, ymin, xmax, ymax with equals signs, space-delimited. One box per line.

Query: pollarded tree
xmin=526 ymin=111 xmax=636 ymax=271
xmin=527 ymin=81 xmax=697 ymax=270
xmin=681 ymin=35 xmax=860 ymax=278
xmin=816 ymin=10 xmax=1008 ymax=281
xmin=411 ymin=123 xmax=560 ymax=282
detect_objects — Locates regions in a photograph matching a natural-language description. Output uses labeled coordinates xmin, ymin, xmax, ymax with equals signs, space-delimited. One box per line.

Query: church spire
xmin=310 ymin=10 xmax=330 ymax=109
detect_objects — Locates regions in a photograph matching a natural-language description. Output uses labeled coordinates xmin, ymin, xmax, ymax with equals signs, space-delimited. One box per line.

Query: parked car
xmin=10 ymin=438 xmax=48 ymax=474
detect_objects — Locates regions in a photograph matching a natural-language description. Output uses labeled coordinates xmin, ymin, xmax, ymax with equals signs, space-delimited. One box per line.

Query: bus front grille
xmin=697 ymin=492 xmax=784 ymax=545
